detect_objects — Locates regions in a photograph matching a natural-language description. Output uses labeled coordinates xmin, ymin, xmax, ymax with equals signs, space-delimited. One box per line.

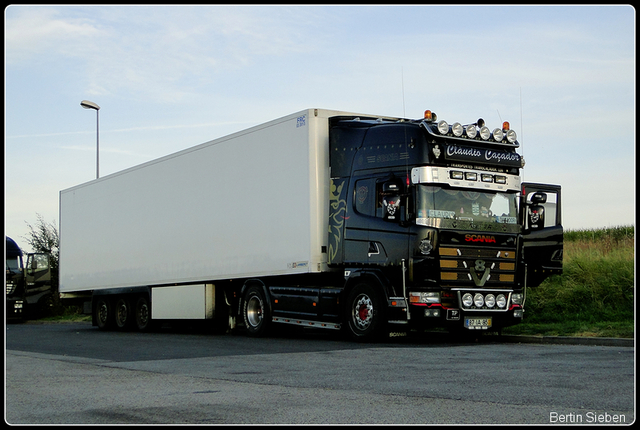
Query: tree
xmin=23 ymin=213 xmax=59 ymax=289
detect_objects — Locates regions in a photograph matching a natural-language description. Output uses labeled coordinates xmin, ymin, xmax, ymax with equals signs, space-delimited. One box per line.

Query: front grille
xmin=438 ymin=245 xmax=517 ymax=287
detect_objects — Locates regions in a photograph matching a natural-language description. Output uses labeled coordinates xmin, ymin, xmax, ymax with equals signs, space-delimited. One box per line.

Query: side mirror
xmin=531 ymin=192 xmax=547 ymax=204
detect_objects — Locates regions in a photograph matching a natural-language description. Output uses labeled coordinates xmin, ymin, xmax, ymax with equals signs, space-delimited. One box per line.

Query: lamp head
xmin=80 ymin=100 xmax=100 ymax=110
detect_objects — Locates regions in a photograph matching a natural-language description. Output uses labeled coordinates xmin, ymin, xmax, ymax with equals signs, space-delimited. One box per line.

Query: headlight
xmin=485 ymin=294 xmax=496 ymax=308
xmin=511 ymin=293 xmax=523 ymax=305
xmin=474 ymin=293 xmax=484 ymax=308
xmin=466 ymin=125 xmax=477 ymax=138
xmin=437 ymin=120 xmax=449 ymax=135
xmin=409 ymin=292 xmax=440 ymax=304
xmin=451 ymin=122 xmax=463 ymax=137
xmin=462 ymin=293 xmax=473 ymax=307
xmin=492 ymin=128 xmax=504 ymax=142
xmin=496 ymin=294 xmax=507 ymax=309
xmin=506 ymin=129 xmax=517 ymax=143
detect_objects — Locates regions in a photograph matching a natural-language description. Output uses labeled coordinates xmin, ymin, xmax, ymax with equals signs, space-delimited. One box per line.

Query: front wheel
xmin=242 ymin=285 xmax=270 ymax=337
xmin=345 ymin=283 xmax=386 ymax=342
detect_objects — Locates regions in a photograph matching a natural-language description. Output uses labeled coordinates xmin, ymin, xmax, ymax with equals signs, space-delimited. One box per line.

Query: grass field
xmin=504 ymin=226 xmax=635 ymax=338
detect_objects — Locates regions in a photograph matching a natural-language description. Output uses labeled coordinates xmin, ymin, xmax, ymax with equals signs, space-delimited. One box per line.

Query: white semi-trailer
xmin=59 ymin=108 xmax=563 ymax=340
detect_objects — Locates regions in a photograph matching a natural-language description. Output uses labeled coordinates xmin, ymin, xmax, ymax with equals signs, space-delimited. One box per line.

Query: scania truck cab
xmin=328 ymin=110 xmax=562 ymax=337
xmin=6 ymin=236 xmax=53 ymax=320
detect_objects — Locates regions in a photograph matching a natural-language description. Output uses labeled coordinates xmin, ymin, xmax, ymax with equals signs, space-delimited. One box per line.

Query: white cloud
xmin=5 ymin=6 xmax=103 ymax=64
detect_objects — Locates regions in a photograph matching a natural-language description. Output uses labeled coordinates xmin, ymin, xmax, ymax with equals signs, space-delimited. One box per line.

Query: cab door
xmin=24 ymin=253 xmax=53 ymax=304
xmin=521 ymin=183 xmax=563 ymax=288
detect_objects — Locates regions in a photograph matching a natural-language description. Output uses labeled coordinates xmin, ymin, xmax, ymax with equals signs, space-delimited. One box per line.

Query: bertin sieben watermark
xmin=549 ymin=411 xmax=628 ymax=424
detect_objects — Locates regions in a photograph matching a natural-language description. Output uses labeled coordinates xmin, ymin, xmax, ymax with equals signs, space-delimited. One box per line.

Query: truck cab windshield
xmin=6 ymin=256 xmax=22 ymax=273
xmin=416 ymin=185 xmax=518 ymax=227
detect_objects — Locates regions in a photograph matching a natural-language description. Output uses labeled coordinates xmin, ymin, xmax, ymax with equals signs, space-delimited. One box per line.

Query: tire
xmin=134 ymin=295 xmax=153 ymax=332
xmin=242 ymin=285 xmax=270 ymax=337
xmin=95 ymin=297 xmax=112 ymax=330
xmin=36 ymin=293 xmax=55 ymax=319
xmin=345 ymin=283 xmax=386 ymax=342
xmin=114 ymin=297 xmax=133 ymax=330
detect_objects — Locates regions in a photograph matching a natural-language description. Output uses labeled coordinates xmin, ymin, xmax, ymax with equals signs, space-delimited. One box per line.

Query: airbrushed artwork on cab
xmin=328 ymin=178 xmax=348 ymax=264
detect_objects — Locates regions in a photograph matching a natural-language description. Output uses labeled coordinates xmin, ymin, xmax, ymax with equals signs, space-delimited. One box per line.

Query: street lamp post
xmin=80 ymin=100 xmax=100 ymax=179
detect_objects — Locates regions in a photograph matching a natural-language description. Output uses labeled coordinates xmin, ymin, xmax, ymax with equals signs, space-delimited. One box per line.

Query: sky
xmin=4 ymin=5 xmax=636 ymax=252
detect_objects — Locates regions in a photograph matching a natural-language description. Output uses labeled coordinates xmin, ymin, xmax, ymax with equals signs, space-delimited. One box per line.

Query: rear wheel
xmin=114 ymin=297 xmax=133 ymax=330
xmin=242 ymin=285 xmax=270 ymax=337
xmin=345 ymin=283 xmax=386 ymax=342
xmin=135 ymin=295 xmax=153 ymax=332
xmin=95 ymin=297 xmax=112 ymax=330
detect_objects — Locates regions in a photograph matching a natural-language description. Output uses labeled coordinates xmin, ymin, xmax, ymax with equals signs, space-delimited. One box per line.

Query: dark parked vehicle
xmin=6 ymin=236 xmax=53 ymax=320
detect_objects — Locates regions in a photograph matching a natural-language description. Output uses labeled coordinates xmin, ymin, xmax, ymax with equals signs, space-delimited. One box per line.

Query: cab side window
xmin=354 ymin=179 xmax=375 ymax=217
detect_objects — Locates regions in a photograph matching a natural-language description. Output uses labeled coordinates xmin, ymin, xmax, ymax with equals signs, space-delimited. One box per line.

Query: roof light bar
xmin=422 ymin=110 xmax=518 ymax=145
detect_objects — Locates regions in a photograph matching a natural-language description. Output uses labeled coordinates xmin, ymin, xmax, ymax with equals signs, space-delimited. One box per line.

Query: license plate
xmin=465 ymin=317 xmax=491 ymax=329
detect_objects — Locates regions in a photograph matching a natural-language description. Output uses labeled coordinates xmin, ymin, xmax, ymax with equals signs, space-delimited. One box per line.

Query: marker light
xmin=492 ymin=128 xmax=504 ymax=142
xmin=452 ymin=122 xmax=463 ymax=137
xmin=466 ymin=125 xmax=478 ymax=139
xmin=437 ymin=120 xmax=449 ymax=135
xmin=450 ymin=170 xmax=464 ymax=180
xmin=480 ymin=126 xmax=491 ymax=140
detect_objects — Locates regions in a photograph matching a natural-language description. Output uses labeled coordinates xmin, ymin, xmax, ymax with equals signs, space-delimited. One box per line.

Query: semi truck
xmin=6 ymin=236 xmax=53 ymax=320
xmin=59 ymin=108 xmax=562 ymax=340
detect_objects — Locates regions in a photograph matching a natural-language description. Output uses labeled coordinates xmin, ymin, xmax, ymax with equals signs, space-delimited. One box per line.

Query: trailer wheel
xmin=345 ymin=283 xmax=386 ymax=342
xmin=135 ymin=296 xmax=153 ymax=332
xmin=243 ymin=286 xmax=270 ymax=337
xmin=95 ymin=297 xmax=112 ymax=330
xmin=114 ymin=297 xmax=133 ymax=330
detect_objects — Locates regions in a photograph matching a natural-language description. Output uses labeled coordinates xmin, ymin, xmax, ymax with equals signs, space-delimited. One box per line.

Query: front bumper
xmin=407 ymin=302 xmax=524 ymax=330
xmin=6 ymin=298 xmax=25 ymax=319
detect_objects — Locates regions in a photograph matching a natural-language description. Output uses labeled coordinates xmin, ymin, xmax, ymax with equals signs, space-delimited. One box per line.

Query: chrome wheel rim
xmin=352 ymin=294 xmax=373 ymax=331
xmin=246 ymin=296 xmax=264 ymax=328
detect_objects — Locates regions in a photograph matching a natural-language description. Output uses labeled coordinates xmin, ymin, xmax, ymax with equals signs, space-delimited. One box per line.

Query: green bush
xmin=506 ymin=226 xmax=634 ymax=337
